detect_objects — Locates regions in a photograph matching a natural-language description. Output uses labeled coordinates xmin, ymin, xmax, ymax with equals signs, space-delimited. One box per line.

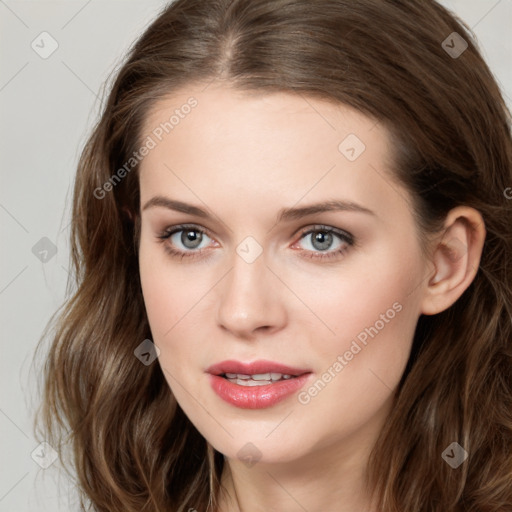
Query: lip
xmin=205 ymin=359 xmax=313 ymax=409
xmin=208 ymin=373 xmax=312 ymax=409
xmin=205 ymin=359 xmax=311 ymax=377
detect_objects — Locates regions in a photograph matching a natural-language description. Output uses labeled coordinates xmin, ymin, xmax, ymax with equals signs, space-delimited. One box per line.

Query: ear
xmin=420 ymin=206 xmax=486 ymax=316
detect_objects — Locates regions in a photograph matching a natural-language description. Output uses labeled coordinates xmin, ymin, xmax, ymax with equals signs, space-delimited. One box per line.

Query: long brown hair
xmin=34 ymin=1 xmax=512 ymax=510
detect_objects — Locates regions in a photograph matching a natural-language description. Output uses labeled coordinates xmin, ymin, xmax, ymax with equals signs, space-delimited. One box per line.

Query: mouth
xmin=205 ymin=359 xmax=312 ymax=386
xmin=219 ymin=372 xmax=300 ymax=386
xmin=206 ymin=360 xmax=314 ymax=409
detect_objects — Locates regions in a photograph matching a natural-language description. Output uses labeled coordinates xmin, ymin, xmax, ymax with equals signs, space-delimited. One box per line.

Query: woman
xmin=35 ymin=0 xmax=512 ymax=510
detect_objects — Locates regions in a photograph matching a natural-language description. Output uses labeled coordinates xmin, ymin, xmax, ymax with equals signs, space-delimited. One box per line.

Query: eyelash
xmin=156 ymin=223 xmax=355 ymax=262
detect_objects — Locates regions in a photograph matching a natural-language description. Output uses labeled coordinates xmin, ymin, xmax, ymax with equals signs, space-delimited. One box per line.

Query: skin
xmin=137 ymin=81 xmax=485 ymax=512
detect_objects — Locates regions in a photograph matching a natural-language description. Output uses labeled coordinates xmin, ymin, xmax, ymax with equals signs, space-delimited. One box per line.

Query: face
xmin=138 ymin=82 xmax=430 ymax=466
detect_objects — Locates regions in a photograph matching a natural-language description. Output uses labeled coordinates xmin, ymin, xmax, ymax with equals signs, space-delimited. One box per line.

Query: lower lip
xmin=208 ymin=373 xmax=312 ymax=409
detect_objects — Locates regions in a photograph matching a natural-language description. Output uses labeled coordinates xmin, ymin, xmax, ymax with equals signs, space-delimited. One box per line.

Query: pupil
xmin=313 ymin=231 xmax=332 ymax=251
xmin=182 ymin=230 xmax=202 ymax=248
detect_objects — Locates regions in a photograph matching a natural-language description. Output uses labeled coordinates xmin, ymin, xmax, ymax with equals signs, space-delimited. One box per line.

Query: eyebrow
xmin=142 ymin=196 xmax=375 ymax=221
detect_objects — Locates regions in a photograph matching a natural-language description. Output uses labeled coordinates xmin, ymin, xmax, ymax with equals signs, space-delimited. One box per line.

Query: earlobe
xmin=421 ymin=206 xmax=486 ymax=316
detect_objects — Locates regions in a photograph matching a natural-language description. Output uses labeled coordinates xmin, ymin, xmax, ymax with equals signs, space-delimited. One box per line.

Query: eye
xmin=157 ymin=224 xmax=215 ymax=260
xmin=156 ymin=223 xmax=355 ymax=262
xmin=292 ymin=225 xmax=354 ymax=260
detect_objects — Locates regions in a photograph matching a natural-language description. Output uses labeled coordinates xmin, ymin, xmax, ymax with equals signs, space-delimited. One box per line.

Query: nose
xmin=215 ymin=249 xmax=287 ymax=339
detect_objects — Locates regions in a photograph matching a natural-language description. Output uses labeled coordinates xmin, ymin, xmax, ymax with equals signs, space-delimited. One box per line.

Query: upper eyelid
xmin=160 ymin=223 xmax=354 ymax=247
xmin=160 ymin=224 xmax=214 ymax=240
xmin=298 ymin=224 xmax=353 ymax=241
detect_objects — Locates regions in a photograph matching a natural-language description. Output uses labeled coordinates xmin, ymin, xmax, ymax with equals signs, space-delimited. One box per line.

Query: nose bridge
xmin=215 ymin=244 xmax=286 ymax=336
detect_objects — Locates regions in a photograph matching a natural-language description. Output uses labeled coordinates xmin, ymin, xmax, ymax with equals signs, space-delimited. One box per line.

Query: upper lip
xmin=205 ymin=359 xmax=312 ymax=377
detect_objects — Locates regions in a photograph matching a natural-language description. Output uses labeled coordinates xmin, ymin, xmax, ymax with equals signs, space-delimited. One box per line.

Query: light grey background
xmin=1 ymin=1 xmax=511 ymax=510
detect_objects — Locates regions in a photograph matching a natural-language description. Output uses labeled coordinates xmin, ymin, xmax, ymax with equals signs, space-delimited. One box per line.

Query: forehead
xmin=138 ymin=83 xmax=410 ymax=227
xmin=141 ymin=83 xmax=388 ymax=162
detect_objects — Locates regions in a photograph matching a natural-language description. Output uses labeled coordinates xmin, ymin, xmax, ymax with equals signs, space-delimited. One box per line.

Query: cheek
xmin=139 ymin=237 xmax=204 ymax=339
xmin=290 ymin=267 xmax=420 ymax=439
xmin=138 ymin=241 xmax=214 ymax=393
xmin=293 ymin=243 xmax=422 ymax=383
xmin=138 ymin=261 xmax=195 ymax=390
xmin=139 ymin=251 xmax=173 ymax=338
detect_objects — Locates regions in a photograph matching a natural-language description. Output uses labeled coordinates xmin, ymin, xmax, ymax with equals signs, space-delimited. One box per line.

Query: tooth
xmin=252 ymin=373 xmax=272 ymax=380
xmin=223 ymin=372 xmax=297 ymax=382
xmin=236 ymin=379 xmax=270 ymax=386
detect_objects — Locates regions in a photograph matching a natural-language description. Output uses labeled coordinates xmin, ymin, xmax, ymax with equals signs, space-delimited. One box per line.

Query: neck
xmin=215 ymin=426 xmax=383 ymax=512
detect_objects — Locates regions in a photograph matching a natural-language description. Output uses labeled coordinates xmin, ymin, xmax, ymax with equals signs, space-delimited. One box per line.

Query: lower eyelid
xmin=157 ymin=225 xmax=354 ymax=259
xmin=170 ymin=230 xmax=213 ymax=251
